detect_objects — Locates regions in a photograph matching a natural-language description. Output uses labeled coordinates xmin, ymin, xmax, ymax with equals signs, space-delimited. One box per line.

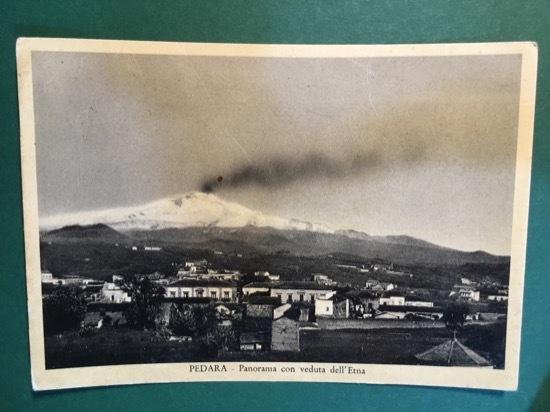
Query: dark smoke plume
xmin=200 ymin=151 xmax=383 ymax=193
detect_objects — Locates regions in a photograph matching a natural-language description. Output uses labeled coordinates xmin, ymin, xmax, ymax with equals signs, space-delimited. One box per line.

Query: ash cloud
xmin=200 ymin=151 xmax=384 ymax=193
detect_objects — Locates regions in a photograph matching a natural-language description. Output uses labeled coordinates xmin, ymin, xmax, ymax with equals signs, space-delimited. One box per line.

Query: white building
xmin=57 ymin=276 xmax=96 ymax=286
xmin=379 ymin=291 xmax=405 ymax=306
xmin=365 ymin=279 xmax=380 ymax=289
xmin=165 ymin=279 xmax=237 ymax=302
xmin=312 ymin=274 xmax=334 ymax=285
xmin=254 ymin=271 xmax=281 ymax=281
xmin=459 ymin=289 xmax=480 ymax=302
xmin=199 ymin=270 xmax=241 ymax=282
xmin=379 ymin=282 xmax=396 ymax=291
xmin=487 ymin=294 xmax=509 ymax=302
xmin=315 ymin=295 xmax=350 ymax=318
xmin=405 ymin=297 xmax=434 ymax=307
xmin=178 ymin=266 xmax=197 ymax=276
xmin=100 ymin=282 xmax=132 ymax=303
xmin=41 ymin=271 xmax=58 ymax=284
xmin=269 ymin=282 xmax=336 ymax=304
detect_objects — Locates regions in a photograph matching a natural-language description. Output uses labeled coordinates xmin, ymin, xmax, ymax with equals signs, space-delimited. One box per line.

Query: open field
xmin=45 ymin=321 xmax=505 ymax=369
xmin=44 ymin=327 xmax=226 ymax=369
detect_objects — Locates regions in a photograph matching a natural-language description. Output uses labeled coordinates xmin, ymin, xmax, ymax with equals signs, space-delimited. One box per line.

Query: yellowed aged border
xmin=17 ymin=38 xmax=538 ymax=391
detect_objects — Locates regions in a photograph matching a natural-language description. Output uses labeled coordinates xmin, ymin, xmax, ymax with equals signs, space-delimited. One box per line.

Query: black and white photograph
xmin=17 ymin=39 xmax=537 ymax=390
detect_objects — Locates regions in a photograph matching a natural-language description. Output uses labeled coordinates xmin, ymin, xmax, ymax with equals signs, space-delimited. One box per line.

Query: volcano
xmin=39 ymin=192 xmax=333 ymax=233
xmin=39 ymin=192 xmax=508 ymax=266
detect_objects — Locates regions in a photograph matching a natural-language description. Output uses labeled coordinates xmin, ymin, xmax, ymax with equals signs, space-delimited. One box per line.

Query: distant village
xmin=42 ymin=245 xmax=509 ymax=367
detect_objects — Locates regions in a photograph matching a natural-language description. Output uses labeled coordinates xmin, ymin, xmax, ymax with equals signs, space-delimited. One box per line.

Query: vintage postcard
xmin=17 ymin=38 xmax=537 ymax=391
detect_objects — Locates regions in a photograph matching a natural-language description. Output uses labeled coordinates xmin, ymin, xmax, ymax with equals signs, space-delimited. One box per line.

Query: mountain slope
xmin=41 ymin=223 xmax=128 ymax=242
xmin=40 ymin=192 xmax=332 ymax=234
xmin=39 ymin=192 xmax=508 ymax=266
xmin=127 ymin=226 xmax=508 ymax=266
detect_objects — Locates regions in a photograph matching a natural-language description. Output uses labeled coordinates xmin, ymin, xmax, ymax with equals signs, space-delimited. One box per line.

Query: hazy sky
xmin=32 ymin=50 xmax=522 ymax=255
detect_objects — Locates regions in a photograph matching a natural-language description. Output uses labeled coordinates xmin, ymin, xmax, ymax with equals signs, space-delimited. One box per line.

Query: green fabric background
xmin=1 ymin=1 xmax=548 ymax=411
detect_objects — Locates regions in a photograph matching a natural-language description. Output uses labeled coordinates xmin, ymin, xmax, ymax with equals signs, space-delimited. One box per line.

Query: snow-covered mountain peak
xmin=40 ymin=191 xmax=334 ymax=234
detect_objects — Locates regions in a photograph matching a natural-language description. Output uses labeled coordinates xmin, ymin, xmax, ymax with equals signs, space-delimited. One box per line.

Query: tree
xmin=170 ymin=305 xmax=198 ymax=336
xmin=205 ymin=325 xmax=238 ymax=355
xmin=116 ymin=274 xmax=165 ymax=329
xmin=443 ymin=301 xmax=470 ymax=336
xmin=170 ymin=304 xmax=220 ymax=341
xmin=42 ymin=286 xmax=87 ymax=335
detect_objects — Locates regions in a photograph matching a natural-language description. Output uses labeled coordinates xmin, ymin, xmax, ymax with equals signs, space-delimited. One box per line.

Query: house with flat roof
xmin=379 ymin=282 xmax=396 ymax=291
xmin=379 ymin=291 xmax=405 ymax=306
xmin=315 ymin=294 xmax=350 ymax=318
xmin=269 ymin=281 xmax=336 ymax=304
xmin=365 ymin=279 xmax=380 ymax=289
xmin=487 ymin=294 xmax=509 ymax=302
xmin=198 ymin=270 xmax=242 ymax=282
xmin=100 ymin=281 xmax=132 ymax=303
xmin=458 ymin=289 xmax=480 ymax=302
xmin=41 ymin=271 xmax=57 ymax=283
xmin=405 ymin=296 xmax=434 ymax=307
xmin=165 ymin=279 xmax=237 ymax=302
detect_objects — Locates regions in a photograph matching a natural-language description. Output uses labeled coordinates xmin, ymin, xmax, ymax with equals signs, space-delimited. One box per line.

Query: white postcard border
xmin=16 ymin=38 xmax=538 ymax=391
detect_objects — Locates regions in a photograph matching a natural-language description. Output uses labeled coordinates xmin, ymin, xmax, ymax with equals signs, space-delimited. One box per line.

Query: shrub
xmin=443 ymin=301 xmax=470 ymax=332
xmin=43 ymin=286 xmax=87 ymax=335
xmin=102 ymin=314 xmax=112 ymax=326
xmin=78 ymin=326 xmax=97 ymax=338
xmin=151 ymin=325 xmax=172 ymax=342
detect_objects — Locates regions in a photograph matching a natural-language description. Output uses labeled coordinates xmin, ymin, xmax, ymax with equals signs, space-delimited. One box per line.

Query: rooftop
xmin=167 ymin=279 xmax=235 ymax=288
xmin=406 ymin=296 xmax=432 ymax=302
xmin=415 ymin=339 xmax=492 ymax=367
xmin=243 ymin=282 xmax=273 ymax=289
xmin=378 ymin=305 xmax=443 ymax=313
xmin=247 ymin=296 xmax=281 ymax=305
xmin=381 ymin=291 xmax=404 ymax=298
xmin=345 ymin=290 xmax=378 ymax=299
xmin=271 ymin=281 xmax=336 ymax=291
xmin=329 ymin=294 xmax=348 ymax=302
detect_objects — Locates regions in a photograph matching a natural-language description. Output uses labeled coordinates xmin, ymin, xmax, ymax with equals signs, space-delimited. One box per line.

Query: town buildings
xmin=165 ymin=279 xmax=238 ymax=302
xmin=41 ymin=253 xmax=508 ymax=363
xmin=271 ymin=316 xmax=300 ymax=351
xmin=315 ymin=295 xmax=350 ymax=318
xmin=100 ymin=280 xmax=132 ymax=303
xmin=379 ymin=291 xmax=406 ymax=306
xmin=269 ymin=281 xmax=337 ymax=304
xmin=242 ymin=282 xmax=272 ymax=297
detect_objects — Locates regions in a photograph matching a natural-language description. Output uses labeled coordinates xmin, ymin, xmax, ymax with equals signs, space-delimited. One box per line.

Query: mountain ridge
xmin=39 ymin=192 xmax=508 ymax=265
xmin=39 ymin=192 xmax=333 ymax=234
xmin=42 ymin=223 xmax=129 ymax=242
xmin=41 ymin=223 xmax=507 ymax=267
